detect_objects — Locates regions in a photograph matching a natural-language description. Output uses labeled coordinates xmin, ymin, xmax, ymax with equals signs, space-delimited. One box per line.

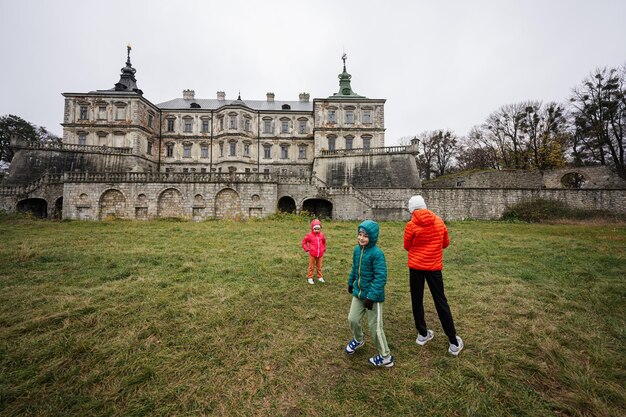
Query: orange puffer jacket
xmin=404 ymin=209 xmax=450 ymax=271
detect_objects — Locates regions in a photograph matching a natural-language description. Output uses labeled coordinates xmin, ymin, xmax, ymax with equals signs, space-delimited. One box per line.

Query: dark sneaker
xmin=368 ymin=354 xmax=394 ymax=368
xmin=345 ymin=338 xmax=365 ymax=355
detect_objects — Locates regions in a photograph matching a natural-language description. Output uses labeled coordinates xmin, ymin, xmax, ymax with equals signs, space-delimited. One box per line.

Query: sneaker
xmin=307 ymin=278 xmax=314 ymax=285
xmin=448 ymin=336 xmax=464 ymax=356
xmin=368 ymin=354 xmax=394 ymax=368
xmin=317 ymin=277 xmax=325 ymax=283
xmin=345 ymin=338 xmax=365 ymax=355
xmin=416 ymin=330 xmax=434 ymax=346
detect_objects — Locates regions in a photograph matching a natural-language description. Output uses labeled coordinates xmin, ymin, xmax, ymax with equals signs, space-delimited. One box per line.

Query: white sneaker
xmin=416 ymin=330 xmax=434 ymax=346
xmin=368 ymin=354 xmax=394 ymax=368
xmin=448 ymin=336 xmax=464 ymax=356
xmin=307 ymin=278 xmax=314 ymax=285
xmin=317 ymin=277 xmax=325 ymax=283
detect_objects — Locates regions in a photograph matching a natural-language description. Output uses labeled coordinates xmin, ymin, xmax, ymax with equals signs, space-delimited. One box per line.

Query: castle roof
xmin=156 ymin=98 xmax=313 ymax=112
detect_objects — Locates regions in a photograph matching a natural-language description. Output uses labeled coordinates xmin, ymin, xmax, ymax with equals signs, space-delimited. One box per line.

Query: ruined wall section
xmin=543 ymin=166 xmax=626 ymax=189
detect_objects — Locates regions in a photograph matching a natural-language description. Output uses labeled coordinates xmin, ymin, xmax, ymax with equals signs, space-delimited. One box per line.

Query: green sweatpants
xmin=348 ymin=296 xmax=391 ymax=358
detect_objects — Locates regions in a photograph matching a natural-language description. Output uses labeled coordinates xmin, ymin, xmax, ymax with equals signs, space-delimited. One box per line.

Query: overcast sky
xmin=1 ymin=0 xmax=625 ymax=145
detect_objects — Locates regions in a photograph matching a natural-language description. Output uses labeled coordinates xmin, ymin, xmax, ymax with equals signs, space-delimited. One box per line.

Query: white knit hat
xmin=408 ymin=195 xmax=427 ymax=212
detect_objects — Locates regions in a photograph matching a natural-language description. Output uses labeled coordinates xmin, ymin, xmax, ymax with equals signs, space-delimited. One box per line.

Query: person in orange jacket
xmin=302 ymin=219 xmax=327 ymax=284
xmin=404 ymin=195 xmax=464 ymax=356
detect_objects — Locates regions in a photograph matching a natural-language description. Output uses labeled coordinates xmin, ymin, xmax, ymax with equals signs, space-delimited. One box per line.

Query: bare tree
xmin=483 ymin=102 xmax=532 ymax=169
xmin=456 ymin=127 xmax=500 ymax=170
xmin=432 ymin=130 xmax=458 ymax=176
xmin=518 ymin=102 xmax=569 ymax=170
xmin=570 ymin=65 xmax=625 ymax=179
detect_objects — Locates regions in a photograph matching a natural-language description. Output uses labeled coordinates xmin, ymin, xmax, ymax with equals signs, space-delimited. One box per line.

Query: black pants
xmin=409 ymin=268 xmax=457 ymax=344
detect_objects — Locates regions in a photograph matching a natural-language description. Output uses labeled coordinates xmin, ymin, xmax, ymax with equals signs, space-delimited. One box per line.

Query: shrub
xmin=501 ymin=199 xmax=624 ymax=223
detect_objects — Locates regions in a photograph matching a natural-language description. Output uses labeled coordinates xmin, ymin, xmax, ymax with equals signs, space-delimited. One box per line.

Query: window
xmin=201 ymin=168 xmax=207 ymax=173
xmin=219 ymin=142 xmax=224 ymax=157
xmin=345 ymin=111 xmax=354 ymax=124
xmin=98 ymin=106 xmax=107 ymax=120
xmin=244 ymin=118 xmax=251 ymax=132
xmin=182 ymin=168 xmax=189 ymax=173
xmin=298 ymin=145 xmax=307 ymax=159
xmin=362 ymin=136 xmax=371 ymax=150
xmin=147 ymin=141 xmax=153 ymax=155
xmin=115 ymin=106 xmax=125 ymax=120
xmin=148 ymin=113 xmax=154 ymax=127
xmin=280 ymin=145 xmax=289 ymax=159
xmin=263 ymin=119 xmax=272 ymax=134
xmin=166 ymin=143 xmax=174 ymax=157
xmin=298 ymin=119 xmax=307 ymax=134
xmin=328 ymin=110 xmax=336 ymax=124
xmin=229 ymin=115 xmax=237 ymax=129
xmin=345 ymin=136 xmax=353 ymax=150
xmin=219 ymin=117 xmax=224 ymax=130
xmin=167 ymin=119 xmax=175 ymax=132
xmin=281 ymin=120 xmax=289 ymax=133
xmin=201 ymin=119 xmax=209 ymax=133
xmin=183 ymin=144 xmax=192 ymax=158
xmin=263 ymin=145 xmax=271 ymax=159
xmin=363 ymin=110 xmax=372 ymax=124
xmin=78 ymin=132 xmax=87 ymax=145
xmin=79 ymin=106 xmax=88 ymax=120
xmin=184 ymin=118 xmax=193 ymax=133
xmin=201 ymin=144 xmax=208 ymax=158
xmin=244 ymin=143 xmax=250 ymax=157
xmin=229 ymin=141 xmax=236 ymax=156
xmin=328 ymin=136 xmax=336 ymax=151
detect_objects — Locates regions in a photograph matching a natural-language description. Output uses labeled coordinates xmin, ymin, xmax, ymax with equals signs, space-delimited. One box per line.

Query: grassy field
xmin=0 ymin=215 xmax=625 ymax=417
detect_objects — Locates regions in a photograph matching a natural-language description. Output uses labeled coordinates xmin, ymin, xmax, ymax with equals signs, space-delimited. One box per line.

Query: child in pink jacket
xmin=301 ymin=219 xmax=327 ymax=284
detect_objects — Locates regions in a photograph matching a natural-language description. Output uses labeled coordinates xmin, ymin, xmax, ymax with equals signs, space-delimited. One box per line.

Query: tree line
xmin=400 ymin=64 xmax=626 ymax=181
xmin=0 ymin=114 xmax=60 ymax=170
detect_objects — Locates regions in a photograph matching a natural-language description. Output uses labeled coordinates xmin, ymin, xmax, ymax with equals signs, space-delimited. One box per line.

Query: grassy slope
xmin=0 ymin=217 xmax=624 ymax=416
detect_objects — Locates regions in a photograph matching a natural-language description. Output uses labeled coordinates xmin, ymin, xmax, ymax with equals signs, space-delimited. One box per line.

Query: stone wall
xmin=423 ymin=166 xmax=626 ymax=189
xmin=62 ymin=181 xmax=278 ymax=221
xmin=417 ymin=188 xmax=626 ymax=221
xmin=3 ymin=146 xmax=154 ymax=186
xmin=543 ymin=166 xmax=626 ymax=189
xmin=313 ymin=151 xmax=420 ymax=188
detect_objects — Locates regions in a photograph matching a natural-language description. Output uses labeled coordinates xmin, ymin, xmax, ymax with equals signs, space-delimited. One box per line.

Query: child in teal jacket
xmin=345 ymin=220 xmax=394 ymax=367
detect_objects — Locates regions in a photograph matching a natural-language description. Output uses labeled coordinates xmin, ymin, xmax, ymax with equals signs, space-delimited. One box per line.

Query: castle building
xmin=1 ymin=48 xmax=421 ymax=220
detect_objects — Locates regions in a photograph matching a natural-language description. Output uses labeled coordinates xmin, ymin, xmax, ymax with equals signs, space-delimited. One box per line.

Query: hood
xmin=358 ymin=219 xmax=379 ymax=247
xmin=411 ymin=209 xmax=436 ymax=227
xmin=310 ymin=219 xmax=322 ymax=232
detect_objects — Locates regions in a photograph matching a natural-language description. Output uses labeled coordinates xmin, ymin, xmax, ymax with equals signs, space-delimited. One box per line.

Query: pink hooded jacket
xmin=301 ymin=219 xmax=327 ymax=258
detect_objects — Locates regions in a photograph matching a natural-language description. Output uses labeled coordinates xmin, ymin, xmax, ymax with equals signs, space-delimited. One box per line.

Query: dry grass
xmin=0 ymin=216 xmax=624 ymax=416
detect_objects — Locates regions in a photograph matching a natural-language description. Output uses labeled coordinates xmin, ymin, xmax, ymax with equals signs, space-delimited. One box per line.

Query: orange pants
xmin=307 ymin=255 xmax=323 ymax=279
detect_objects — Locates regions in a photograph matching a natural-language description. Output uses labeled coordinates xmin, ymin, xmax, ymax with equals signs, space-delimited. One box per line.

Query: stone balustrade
xmin=15 ymin=142 xmax=133 ymax=154
xmin=63 ymin=171 xmax=279 ymax=183
xmin=319 ymin=145 xmax=409 ymax=156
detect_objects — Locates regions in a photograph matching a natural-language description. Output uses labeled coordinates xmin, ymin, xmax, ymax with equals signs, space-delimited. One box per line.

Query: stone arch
xmin=52 ymin=197 xmax=63 ymax=220
xmin=157 ymin=188 xmax=184 ymax=218
xmin=278 ymin=195 xmax=297 ymax=213
xmin=561 ymin=172 xmax=587 ymax=189
xmin=215 ymin=188 xmax=241 ymax=219
xmin=99 ymin=189 xmax=126 ymax=220
xmin=302 ymin=198 xmax=333 ymax=219
xmin=16 ymin=198 xmax=48 ymax=218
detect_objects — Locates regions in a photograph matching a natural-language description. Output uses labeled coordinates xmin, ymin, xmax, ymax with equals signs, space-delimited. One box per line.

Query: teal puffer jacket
xmin=348 ymin=220 xmax=387 ymax=302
